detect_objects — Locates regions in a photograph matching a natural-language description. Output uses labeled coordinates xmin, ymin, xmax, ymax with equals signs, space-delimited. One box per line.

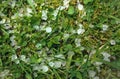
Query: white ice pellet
xmin=45 ymin=27 xmax=52 ymax=33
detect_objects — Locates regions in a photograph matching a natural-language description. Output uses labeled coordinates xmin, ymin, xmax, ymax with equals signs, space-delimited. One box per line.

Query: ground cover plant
xmin=0 ymin=0 xmax=120 ymax=79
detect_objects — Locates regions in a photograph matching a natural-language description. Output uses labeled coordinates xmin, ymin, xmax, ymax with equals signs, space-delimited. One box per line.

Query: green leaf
xmin=26 ymin=73 xmax=32 ymax=79
xmin=65 ymin=44 xmax=73 ymax=51
xmin=83 ymin=0 xmax=93 ymax=4
xmin=68 ymin=6 xmax=75 ymax=15
xmin=76 ymin=72 xmax=82 ymax=79
xmin=98 ymin=59 xmax=120 ymax=70
xmin=52 ymin=36 xmax=61 ymax=44
xmin=0 ymin=58 xmax=2 ymax=67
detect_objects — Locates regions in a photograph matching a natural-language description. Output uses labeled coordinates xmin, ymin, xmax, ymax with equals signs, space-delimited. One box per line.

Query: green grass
xmin=0 ymin=0 xmax=120 ymax=79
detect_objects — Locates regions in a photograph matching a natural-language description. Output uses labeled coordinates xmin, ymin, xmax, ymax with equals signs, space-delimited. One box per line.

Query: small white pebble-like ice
xmin=54 ymin=61 xmax=62 ymax=68
xmin=0 ymin=70 xmax=10 ymax=78
xmin=15 ymin=59 xmax=20 ymax=64
xmin=63 ymin=33 xmax=70 ymax=38
xmin=26 ymin=7 xmax=32 ymax=17
xmin=110 ymin=40 xmax=116 ymax=45
xmin=55 ymin=54 xmax=65 ymax=59
xmin=33 ymin=72 xmax=38 ymax=77
xmin=40 ymin=65 xmax=49 ymax=72
xmin=77 ymin=28 xmax=85 ymax=34
xmin=41 ymin=10 xmax=48 ymax=20
xmin=11 ymin=54 xmax=17 ymax=61
xmin=88 ymin=70 xmax=96 ymax=78
xmin=102 ymin=52 xmax=111 ymax=62
xmin=46 ymin=27 xmax=52 ymax=33
xmin=77 ymin=1 xmax=84 ymax=11
xmin=33 ymin=25 xmax=39 ymax=30
xmin=63 ymin=0 xmax=71 ymax=9
xmin=94 ymin=62 xmax=103 ymax=66
xmin=102 ymin=24 xmax=108 ymax=31
xmin=49 ymin=62 xmax=55 ymax=67
xmin=20 ymin=55 xmax=26 ymax=62
xmin=93 ymin=76 xmax=99 ymax=79
xmin=75 ymin=38 xmax=81 ymax=47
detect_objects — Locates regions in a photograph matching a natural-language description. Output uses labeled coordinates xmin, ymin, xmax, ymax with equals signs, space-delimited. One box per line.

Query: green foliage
xmin=0 ymin=0 xmax=120 ymax=79
xmin=68 ymin=6 xmax=75 ymax=15
xmin=83 ymin=0 xmax=93 ymax=4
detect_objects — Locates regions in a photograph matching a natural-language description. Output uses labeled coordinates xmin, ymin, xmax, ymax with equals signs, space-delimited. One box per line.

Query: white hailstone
xmin=110 ymin=40 xmax=116 ymax=45
xmin=41 ymin=10 xmax=48 ymax=20
xmin=64 ymin=33 xmax=69 ymax=38
xmin=11 ymin=54 xmax=17 ymax=61
xmin=11 ymin=1 xmax=16 ymax=8
xmin=46 ymin=57 xmax=54 ymax=62
xmin=25 ymin=58 xmax=30 ymax=64
xmin=20 ymin=55 xmax=26 ymax=62
xmin=104 ymin=57 xmax=110 ymax=62
xmin=10 ymin=35 xmax=16 ymax=41
xmin=41 ymin=65 xmax=49 ymax=72
xmin=52 ymin=7 xmax=60 ymax=20
xmin=11 ymin=40 xmax=17 ymax=46
xmin=49 ymin=62 xmax=55 ymax=67
xmin=88 ymin=70 xmax=96 ymax=78
xmin=8 ymin=30 xmax=14 ymax=33
xmin=19 ymin=13 xmax=23 ymax=17
xmin=77 ymin=3 xmax=84 ymax=10
xmin=45 ymin=27 xmax=52 ymax=33
xmin=58 ymin=6 xmax=66 ymax=10
xmin=102 ymin=52 xmax=111 ymax=62
xmin=75 ymin=38 xmax=81 ymax=47
xmin=0 ymin=70 xmax=9 ymax=78
xmin=77 ymin=28 xmax=85 ymax=34
xmin=61 ymin=61 xmax=66 ymax=66
xmin=33 ymin=72 xmax=38 ymax=77
xmin=54 ymin=61 xmax=62 ymax=68
xmin=94 ymin=62 xmax=103 ymax=66
xmin=78 ymin=24 xmax=83 ymax=28
xmin=26 ymin=7 xmax=32 ymax=16
xmin=40 ymin=2 xmax=45 ymax=6
xmin=63 ymin=0 xmax=71 ymax=9
xmin=0 ymin=12 xmax=5 ymax=17
xmin=102 ymin=24 xmax=108 ymax=31
xmin=55 ymin=54 xmax=65 ymax=59
xmin=93 ymin=76 xmax=99 ymax=79
xmin=33 ymin=25 xmax=39 ymax=30
xmin=14 ymin=46 xmax=21 ymax=49
xmin=4 ymin=24 xmax=11 ymax=29
xmin=0 ymin=19 xmax=6 ymax=24
xmin=15 ymin=59 xmax=20 ymax=64
xmin=27 ymin=8 xmax=32 ymax=13
xmin=102 ymin=52 xmax=111 ymax=58
xmin=83 ymin=59 xmax=87 ymax=63
xmin=96 ymin=66 xmax=101 ymax=72
xmin=35 ymin=43 xmax=42 ymax=48
xmin=33 ymin=64 xmax=40 ymax=71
